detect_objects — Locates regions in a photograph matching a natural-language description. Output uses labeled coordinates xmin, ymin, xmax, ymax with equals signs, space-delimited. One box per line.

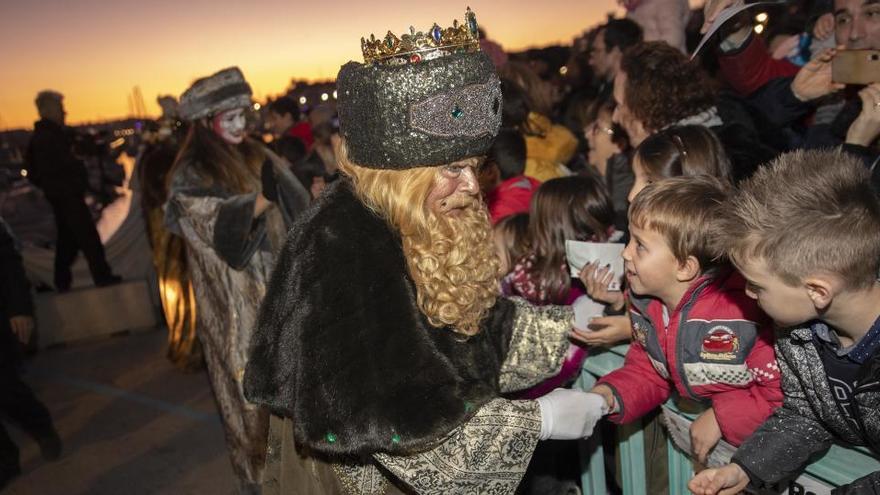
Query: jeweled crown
xmin=360 ymin=7 xmax=481 ymax=65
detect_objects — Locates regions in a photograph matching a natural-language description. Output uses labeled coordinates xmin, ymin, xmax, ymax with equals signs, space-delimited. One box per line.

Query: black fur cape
xmin=243 ymin=179 xmax=517 ymax=458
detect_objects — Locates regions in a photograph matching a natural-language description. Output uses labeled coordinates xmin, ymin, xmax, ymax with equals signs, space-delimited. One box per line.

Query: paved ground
xmin=3 ymin=329 xmax=238 ymax=495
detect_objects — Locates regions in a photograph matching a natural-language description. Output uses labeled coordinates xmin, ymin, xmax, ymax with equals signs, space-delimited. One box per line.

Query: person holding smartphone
xmin=706 ymin=0 xmax=880 ymax=187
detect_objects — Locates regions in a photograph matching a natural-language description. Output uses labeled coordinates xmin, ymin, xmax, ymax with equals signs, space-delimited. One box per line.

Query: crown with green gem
xmin=360 ymin=7 xmax=481 ymax=65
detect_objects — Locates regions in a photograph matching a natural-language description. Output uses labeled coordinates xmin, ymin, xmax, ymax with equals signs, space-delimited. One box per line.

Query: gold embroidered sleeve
xmin=332 ymin=463 xmax=389 ymax=495
xmin=499 ymin=297 xmax=574 ymax=393
xmin=262 ymin=415 xmax=368 ymax=495
xmin=373 ymin=398 xmax=541 ymax=495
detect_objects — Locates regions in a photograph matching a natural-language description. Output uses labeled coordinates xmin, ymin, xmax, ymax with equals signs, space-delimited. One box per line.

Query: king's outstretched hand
xmin=536 ymin=389 xmax=608 ymax=440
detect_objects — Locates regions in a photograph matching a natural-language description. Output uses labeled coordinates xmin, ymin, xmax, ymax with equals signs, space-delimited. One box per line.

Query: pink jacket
xmin=598 ymin=269 xmax=782 ymax=446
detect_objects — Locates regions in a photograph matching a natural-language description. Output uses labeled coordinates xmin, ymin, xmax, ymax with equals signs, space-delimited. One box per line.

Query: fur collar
xmin=244 ymin=180 xmax=515 ymax=458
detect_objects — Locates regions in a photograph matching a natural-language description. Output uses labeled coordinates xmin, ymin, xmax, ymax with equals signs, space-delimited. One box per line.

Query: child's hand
xmin=578 ymin=262 xmax=625 ymax=310
xmin=687 ymin=463 xmax=749 ymax=495
xmin=570 ymin=315 xmax=632 ymax=347
xmin=588 ymin=383 xmax=617 ymax=412
xmin=690 ymin=408 xmax=722 ymax=464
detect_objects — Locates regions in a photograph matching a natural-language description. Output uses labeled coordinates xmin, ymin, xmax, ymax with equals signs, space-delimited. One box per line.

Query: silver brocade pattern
xmin=333 ymin=463 xmax=390 ymax=495
xmin=499 ymin=297 xmax=574 ymax=393
xmin=263 ymin=296 xmax=575 ymax=494
xmin=336 ymin=52 xmax=502 ymax=169
xmin=409 ymin=80 xmax=501 ymax=138
xmin=329 ymin=399 xmax=542 ymax=495
xmin=373 ymin=399 xmax=542 ymax=495
xmin=165 ymin=164 xmax=274 ymax=483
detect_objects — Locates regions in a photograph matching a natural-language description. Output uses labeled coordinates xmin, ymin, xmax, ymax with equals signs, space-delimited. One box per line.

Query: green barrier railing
xmin=576 ymin=344 xmax=880 ymax=494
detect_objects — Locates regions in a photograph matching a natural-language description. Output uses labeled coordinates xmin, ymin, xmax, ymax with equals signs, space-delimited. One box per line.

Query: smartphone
xmin=833 ymin=49 xmax=880 ymax=85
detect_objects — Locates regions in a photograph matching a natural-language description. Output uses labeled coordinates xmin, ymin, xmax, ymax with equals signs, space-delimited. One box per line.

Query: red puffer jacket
xmin=486 ymin=175 xmax=541 ymax=225
xmin=598 ymin=268 xmax=782 ymax=446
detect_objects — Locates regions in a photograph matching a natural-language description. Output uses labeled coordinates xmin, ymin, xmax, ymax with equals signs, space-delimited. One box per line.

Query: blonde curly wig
xmin=337 ymin=141 xmax=499 ymax=336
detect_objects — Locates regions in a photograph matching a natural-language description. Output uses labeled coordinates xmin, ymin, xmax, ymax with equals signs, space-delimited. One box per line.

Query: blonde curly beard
xmin=402 ymin=196 xmax=500 ymax=336
xmin=337 ymin=143 xmax=499 ymax=336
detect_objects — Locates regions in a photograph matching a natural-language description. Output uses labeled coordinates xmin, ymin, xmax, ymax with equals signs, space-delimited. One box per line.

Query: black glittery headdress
xmin=337 ymin=8 xmax=502 ymax=169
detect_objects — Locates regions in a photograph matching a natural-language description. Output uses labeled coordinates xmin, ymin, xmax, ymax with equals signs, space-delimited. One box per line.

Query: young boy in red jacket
xmin=590 ymin=176 xmax=782 ymax=463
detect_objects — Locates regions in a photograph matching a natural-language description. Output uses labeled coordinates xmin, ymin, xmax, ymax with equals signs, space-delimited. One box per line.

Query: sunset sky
xmin=0 ymin=1 xmax=700 ymax=130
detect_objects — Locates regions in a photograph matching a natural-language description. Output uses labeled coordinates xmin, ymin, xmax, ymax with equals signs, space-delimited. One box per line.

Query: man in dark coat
xmin=25 ymin=90 xmax=120 ymax=291
xmin=0 ymin=218 xmax=61 ymax=489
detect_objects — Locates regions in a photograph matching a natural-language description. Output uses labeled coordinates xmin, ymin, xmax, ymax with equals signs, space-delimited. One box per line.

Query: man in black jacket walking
xmin=0 ymin=218 xmax=61 ymax=489
xmin=25 ymin=90 xmax=120 ymax=291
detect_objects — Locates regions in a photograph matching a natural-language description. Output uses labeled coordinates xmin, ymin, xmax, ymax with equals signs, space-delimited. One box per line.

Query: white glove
xmin=535 ymin=388 xmax=609 ymax=440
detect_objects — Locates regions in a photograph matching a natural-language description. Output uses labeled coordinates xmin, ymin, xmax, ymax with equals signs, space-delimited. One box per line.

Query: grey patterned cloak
xmin=164 ymin=147 xmax=309 ymax=483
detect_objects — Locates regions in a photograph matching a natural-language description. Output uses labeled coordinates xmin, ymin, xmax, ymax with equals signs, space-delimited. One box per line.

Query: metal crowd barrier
xmin=575 ymin=344 xmax=880 ymax=495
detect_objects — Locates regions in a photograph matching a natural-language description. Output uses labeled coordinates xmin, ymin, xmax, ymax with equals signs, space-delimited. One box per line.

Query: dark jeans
xmin=0 ymin=362 xmax=54 ymax=473
xmin=46 ymin=194 xmax=115 ymax=290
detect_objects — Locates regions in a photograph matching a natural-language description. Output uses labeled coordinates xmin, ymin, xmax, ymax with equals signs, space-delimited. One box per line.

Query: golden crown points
xmin=360 ymin=7 xmax=481 ymax=65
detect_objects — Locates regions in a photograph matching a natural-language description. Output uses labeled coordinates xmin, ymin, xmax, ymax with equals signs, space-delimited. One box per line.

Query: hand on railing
xmin=688 ymin=463 xmax=750 ymax=494
xmin=690 ymin=407 xmax=722 ymax=465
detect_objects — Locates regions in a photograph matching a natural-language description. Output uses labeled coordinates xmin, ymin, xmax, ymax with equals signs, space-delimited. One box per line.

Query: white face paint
xmin=212 ymin=108 xmax=247 ymax=144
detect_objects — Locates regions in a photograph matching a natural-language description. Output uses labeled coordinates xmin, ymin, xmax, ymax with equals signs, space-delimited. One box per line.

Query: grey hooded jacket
xmin=732 ymin=324 xmax=880 ymax=494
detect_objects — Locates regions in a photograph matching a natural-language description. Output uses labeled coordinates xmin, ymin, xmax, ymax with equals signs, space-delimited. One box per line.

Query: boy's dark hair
xmin=268 ymin=97 xmax=301 ymax=121
xmin=490 ymin=130 xmax=527 ymax=180
xmin=603 ymin=18 xmax=643 ymax=53
xmin=629 ymin=175 xmax=729 ymax=271
xmin=722 ymin=149 xmax=880 ymax=290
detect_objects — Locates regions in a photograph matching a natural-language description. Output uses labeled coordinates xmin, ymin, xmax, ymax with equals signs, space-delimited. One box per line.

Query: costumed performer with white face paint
xmin=163 ymin=67 xmax=310 ymax=494
xmin=244 ymin=9 xmax=608 ymax=494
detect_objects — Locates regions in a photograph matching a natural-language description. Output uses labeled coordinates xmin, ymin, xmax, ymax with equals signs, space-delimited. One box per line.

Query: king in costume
xmin=244 ymin=9 xmax=607 ymax=494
